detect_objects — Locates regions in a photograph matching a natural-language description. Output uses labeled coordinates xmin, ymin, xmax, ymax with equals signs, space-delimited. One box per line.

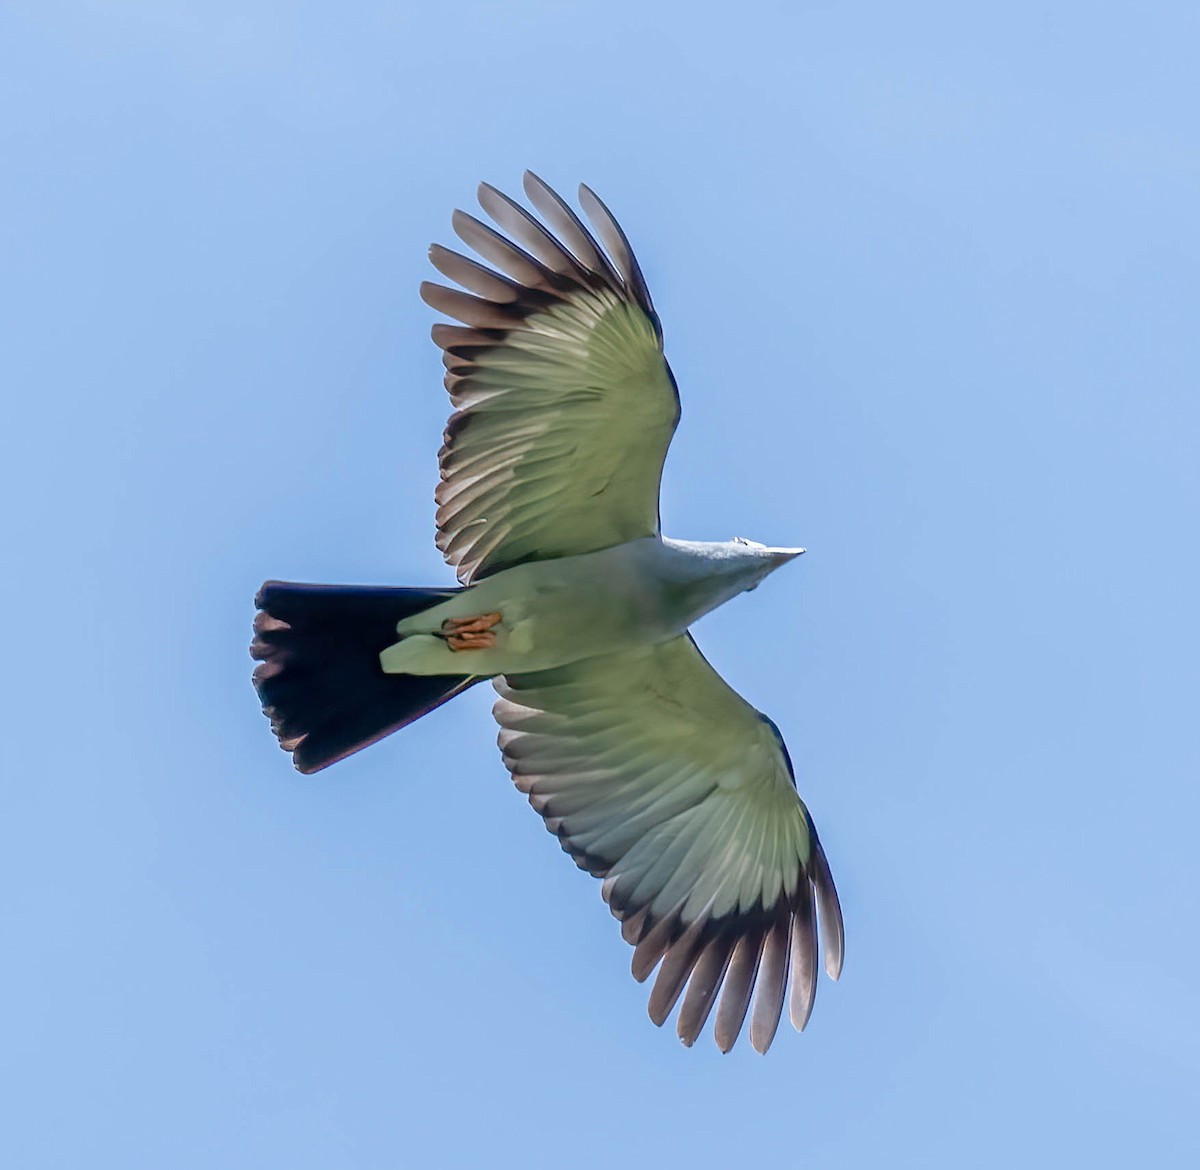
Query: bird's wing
xmin=492 ymin=635 xmax=843 ymax=1054
xmin=423 ymin=172 xmax=680 ymax=585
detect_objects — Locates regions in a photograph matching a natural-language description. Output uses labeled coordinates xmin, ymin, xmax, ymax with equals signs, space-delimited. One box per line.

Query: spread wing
xmin=422 ymin=172 xmax=680 ymax=585
xmin=492 ymin=635 xmax=844 ymax=1054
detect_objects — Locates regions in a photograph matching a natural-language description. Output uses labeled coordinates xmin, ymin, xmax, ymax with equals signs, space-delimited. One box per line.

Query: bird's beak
xmin=769 ymin=547 xmax=806 ymax=565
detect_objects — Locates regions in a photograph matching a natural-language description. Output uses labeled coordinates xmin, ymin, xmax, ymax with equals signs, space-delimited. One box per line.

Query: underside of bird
xmin=250 ymin=174 xmax=843 ymax=1054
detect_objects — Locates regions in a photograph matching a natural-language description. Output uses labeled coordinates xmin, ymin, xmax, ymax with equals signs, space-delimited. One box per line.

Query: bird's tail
xmin=250 ymin=580 xmax=481 ymax=774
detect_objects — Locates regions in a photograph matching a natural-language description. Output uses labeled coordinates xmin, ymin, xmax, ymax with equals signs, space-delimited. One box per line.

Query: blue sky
xmin=4 ymin=2 xmax=1198 ymax=1166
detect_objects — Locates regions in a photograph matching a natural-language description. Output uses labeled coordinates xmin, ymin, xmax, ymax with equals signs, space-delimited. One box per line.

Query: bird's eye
xmin=733 ymin=536 xmax=765 ymax=549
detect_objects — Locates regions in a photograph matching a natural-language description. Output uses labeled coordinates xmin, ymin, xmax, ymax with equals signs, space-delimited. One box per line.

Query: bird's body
xmin=251 ymin=174 xmax=843 ymax=1053
xmin=381 ymin=537 xmax=803 ymax=677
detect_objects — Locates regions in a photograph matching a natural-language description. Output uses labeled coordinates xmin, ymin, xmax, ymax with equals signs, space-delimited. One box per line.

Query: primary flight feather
xmin=251 ymin=173 xmax=843 ymax=1053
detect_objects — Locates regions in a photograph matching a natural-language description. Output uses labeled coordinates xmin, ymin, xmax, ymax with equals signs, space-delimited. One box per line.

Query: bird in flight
xmin=251 ymin=173 xmax=843 ymax=1053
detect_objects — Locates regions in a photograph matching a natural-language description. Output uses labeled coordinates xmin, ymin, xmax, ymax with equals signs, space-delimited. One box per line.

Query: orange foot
xmin=442 ymin=612 xmax=502 ymax=651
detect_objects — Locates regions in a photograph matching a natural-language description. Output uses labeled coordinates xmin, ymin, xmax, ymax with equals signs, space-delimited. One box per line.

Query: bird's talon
xmin=442 ymin=612 xmax=502 ymax=651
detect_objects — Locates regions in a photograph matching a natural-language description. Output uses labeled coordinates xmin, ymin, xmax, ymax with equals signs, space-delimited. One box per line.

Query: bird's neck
xmin=653 ymin=537 xmax=763 ymax=627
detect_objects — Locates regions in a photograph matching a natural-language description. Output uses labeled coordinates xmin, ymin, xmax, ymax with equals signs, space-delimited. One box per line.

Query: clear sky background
xmin=4 ymin=3 xmax=1198 ymax=1167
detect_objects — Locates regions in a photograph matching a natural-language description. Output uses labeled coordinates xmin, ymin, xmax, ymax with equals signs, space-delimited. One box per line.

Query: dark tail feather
xmin=250 ymin=580 xmax=480 ymax=774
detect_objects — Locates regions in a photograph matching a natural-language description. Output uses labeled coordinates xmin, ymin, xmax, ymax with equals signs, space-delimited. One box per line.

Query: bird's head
xmin=659 ymin=536 xmax=805 ymax=606
xmin=726 ymin=536 xmax=806 ymax=591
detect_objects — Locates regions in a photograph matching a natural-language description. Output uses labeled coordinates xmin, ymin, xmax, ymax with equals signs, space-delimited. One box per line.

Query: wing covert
xmin=424 ymin=173 xmax=680 ymax=584
xmin=492 ymin=635 xmax=843 ymax=1053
